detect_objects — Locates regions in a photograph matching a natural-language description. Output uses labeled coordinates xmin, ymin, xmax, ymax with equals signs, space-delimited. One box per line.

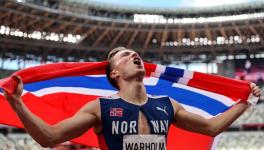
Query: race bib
xmin=123 ymin=134 xmax=166 ymax=150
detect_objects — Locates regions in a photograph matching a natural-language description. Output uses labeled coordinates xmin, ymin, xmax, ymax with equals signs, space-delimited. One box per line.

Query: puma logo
xmin=156 ymin=106 xmax=168 ymax=116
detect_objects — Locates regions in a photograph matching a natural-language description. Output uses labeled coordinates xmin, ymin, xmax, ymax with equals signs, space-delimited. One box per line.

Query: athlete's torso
xmin=98 ymin=95 xmax=175 ymax=150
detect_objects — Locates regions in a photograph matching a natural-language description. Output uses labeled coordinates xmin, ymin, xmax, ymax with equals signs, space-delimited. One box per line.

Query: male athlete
xmin=4 ymin=47 xmax=261 ymax=150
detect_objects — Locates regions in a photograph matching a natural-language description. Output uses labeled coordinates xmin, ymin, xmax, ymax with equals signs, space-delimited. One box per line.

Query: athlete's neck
xmin=118 ymin=81 xmax=147 ymax=105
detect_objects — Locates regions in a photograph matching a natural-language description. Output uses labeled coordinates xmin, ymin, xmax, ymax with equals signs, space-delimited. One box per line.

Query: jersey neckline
xmin=117 ymin=96 xmax=151 ymax=107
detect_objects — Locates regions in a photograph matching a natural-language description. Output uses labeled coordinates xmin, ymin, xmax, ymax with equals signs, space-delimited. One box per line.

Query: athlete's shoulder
xmin=78 ymin=98 xmax=101 ymax=121
xmin=83 ymin=98 xmax=101 ymax=111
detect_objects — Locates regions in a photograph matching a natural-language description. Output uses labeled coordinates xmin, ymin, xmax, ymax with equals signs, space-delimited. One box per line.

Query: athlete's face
xmin=110 ymin=49 xmax=146 ymax=81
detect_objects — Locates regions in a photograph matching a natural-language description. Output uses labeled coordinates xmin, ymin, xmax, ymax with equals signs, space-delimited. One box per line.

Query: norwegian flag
xmin=110 ymin=108 xmax=123 ymax=117
xmin=0 ymin=61 xmax=252 ymax=150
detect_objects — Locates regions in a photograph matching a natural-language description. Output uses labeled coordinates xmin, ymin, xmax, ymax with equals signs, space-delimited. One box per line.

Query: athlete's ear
xmin=110 ymin=69 xmax=119 ymax=79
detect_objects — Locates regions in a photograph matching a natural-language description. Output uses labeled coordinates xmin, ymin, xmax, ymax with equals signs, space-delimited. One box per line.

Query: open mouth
xmin=133 ymin=57 xmax=141 ymax=65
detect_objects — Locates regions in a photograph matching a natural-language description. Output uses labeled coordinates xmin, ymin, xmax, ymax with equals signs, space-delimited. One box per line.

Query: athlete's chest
xmin=100 ymin=97 xmax=173 ymax=135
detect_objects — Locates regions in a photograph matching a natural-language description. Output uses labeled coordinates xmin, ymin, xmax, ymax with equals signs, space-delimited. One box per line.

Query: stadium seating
xmin=0 ymin=133 xmax=48 ymax=150
xmin=216 ymin=131 xmax=264 ymax=150
xmin=232 ymin=103 xmax=264 ymax=126
xmin=0 ymin=133 xmax=100 ymax=150
xmin=1 ymin=131 xmax=264 ymax=150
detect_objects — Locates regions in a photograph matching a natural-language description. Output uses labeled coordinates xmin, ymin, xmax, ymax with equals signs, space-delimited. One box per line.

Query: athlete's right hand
xmin=3 ymin=75 xmax=23 ymax=104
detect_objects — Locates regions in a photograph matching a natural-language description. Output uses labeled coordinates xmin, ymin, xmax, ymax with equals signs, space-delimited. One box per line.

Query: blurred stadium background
xmin=0 ymin=0 xmax=264 ymax=149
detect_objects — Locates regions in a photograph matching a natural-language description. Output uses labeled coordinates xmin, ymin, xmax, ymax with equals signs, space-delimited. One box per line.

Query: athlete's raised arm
xmin=3 ymin=75 xmax=101 ymax=147
xmin=170 ymin=83 xmax=261 ymax=136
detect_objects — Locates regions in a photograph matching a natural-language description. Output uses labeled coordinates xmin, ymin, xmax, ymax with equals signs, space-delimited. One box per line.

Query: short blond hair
xmin=107 ymin=47 xmax=127 ymax=60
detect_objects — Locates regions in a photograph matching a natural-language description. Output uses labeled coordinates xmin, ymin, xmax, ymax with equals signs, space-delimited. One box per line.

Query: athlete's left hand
xmin=250 ymin=83 xmax=261 ymax=97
